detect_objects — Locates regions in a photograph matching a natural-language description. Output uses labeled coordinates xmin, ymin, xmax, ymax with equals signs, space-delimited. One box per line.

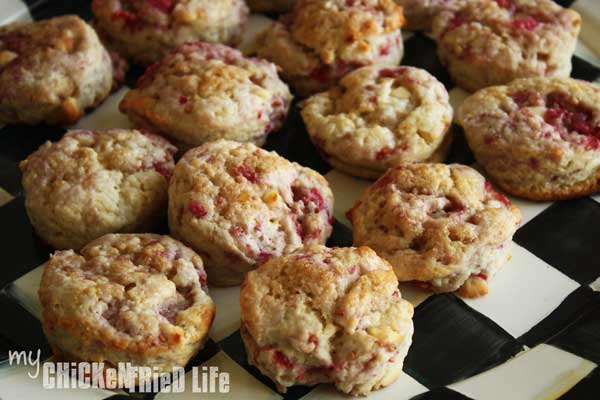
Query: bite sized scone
xmin=256 ymin=0 xmax=405 ymax=97
xmin=20 ymin=129 xmax=176 ymax=250
xmin=92 ymin=0 xmax=249 ymax=66
xmin=0 ymin=15 xmax=112 ymax=125
xmin=168 ymin=140 xmax=333 ymax=286
xmin=240 ymin=245 xmax=414 ymax=396
xmin=247 ymin=0 xmax=296 ymax=14
xmin=458 ymin=78 xmax=600 ymax=201
xmin=396 ymin=0 xmax=467 ymax=31
xmin=432 ymin=0 xmax=581 ymax=92
xmin=347 ymin=163 xmax=521 ymax=298
xmin=120 ymin=42 xmax=292 ymax=149
xmin=301 ymin=65 xmax=453 ymax=179
xmin=39 ymin=234 xmax=215 ymax=382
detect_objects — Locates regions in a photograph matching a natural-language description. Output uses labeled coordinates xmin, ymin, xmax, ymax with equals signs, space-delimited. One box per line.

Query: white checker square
xmin=448 ymin=87 xmax=470 ymax=119
xmin=9 ymin=265 xmax=44 ymax=320
xmin=450 ymin=344 xmax=597 ymax=400
xmin=156 ymin=351 xmax=281 ymax=400
xmin=0 ymin=1 xmax=31 ymax=25
xmin=462 ymin=244 xmax=580 ymax=338
xmin=209 ymin=286 xmax=242 ymax=342
xmin=301 ymin=371 xmax=427 ymax=400
xmin=74 ymin=87 xmax=133 ymax=131
xmin=325 ymin=170 xmax=370 ymax=227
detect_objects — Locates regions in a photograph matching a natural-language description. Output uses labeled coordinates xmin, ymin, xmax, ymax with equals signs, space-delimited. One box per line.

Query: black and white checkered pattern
xmin=0 ymin=1 xmax=599 ymax=399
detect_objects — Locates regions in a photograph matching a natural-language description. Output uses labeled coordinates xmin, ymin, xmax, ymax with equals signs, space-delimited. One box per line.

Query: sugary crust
xmin=256 ymin=0 xmax=405 ymax=96
xmin=301 ymin=65 xmax=453 ymax=178
xmin=92 ymin=0 xmax=249 ymax=65
xmin=240 ymin=245 xmax=414 ymax=396
xmin=247 ymin=0 xmax=296 ymax=13
xmin=39 ymin=234 xmax=215 ymax=380
xmin=347 ymin=163 xmax=521 ymax=296
xmin=432 ymin=0 xmax=581 ymax=92
xmin=120 ymin=42 xmax=293 ymax=149
xmin=0 ymin=15 xmax=112 ymax=125
xmin=168 ymin=140 xmax=334 ymax=286
xmin=20 ymin=129 xmax=176 ymax=250
xmin=458 ymin=77 xmax=600 ymax=201
xmin=396 ymin=0 xmax=467 ymax=31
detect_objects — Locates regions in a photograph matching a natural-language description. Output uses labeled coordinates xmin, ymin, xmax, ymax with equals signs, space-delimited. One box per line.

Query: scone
xmin=301 ymin=65 xmax=453 ymax=179
xmin=168 ymin=140 xmax=334 ymax=286
xmin=0 ymin=15 xmax=112 ymax=125
xmin=119 ymin=42 xmax=293 ymax=149
xmin=396 ymin=0 xmax=467 ymax=31
xmin=92 ymin=0 xmax=249 ymax=66
xmin=256 ymin=0 xmax=405 ymax=97
xmin=347 ymin=163 xmax=521 ymax=298
xmin=247 ymin=0 xmax=296 ymax=14
xmin=458 ymin=77 xmax=600 ymax=201
xmin=20 ymin=129 xmax=176 ymax=250
xmin=39 ymin=234 xmax=215 ymax=383
xmin=432 ymin=0 xmax=581 ymax=92
xmin=240 ymin=245 xmax=414 ymax=396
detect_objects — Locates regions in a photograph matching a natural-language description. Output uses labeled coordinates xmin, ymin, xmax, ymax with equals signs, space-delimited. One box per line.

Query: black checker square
xmin=519 ymin=286 xmax=598 ymax=348
xmin=410 ymin=387 xmax=474 ymax=400
xmin=549 ymin=296 xmax=600 ymax=365
xmin=219 ymin=330 xmax=315 ymax=400
xmin=571 ymin=55 xmax=600 ymax=82
xmin=514 ymin=198 xmax=600 ymax=286
xmin=402 ymin=34 xmax=453 ymax=90
xmin=403 ymin=294 xmax=523 ymax=388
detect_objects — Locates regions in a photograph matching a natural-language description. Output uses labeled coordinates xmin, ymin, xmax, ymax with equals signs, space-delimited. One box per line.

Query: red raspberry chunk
xmin=485 ymin=181 xmax=511 ymax=207
xmin=274 ymin=351 xmax=294 ymax=369
xmin=189 ymin=202 xmax=208 ymax=218
xmin=153 ymin=161 xmax=171 ymax=179
xmin=512 ymin=17 xmax=538 ymax=31
xmin=236 ymin=165 xmax=259 ymax=183
xmin=475 ymin=272 xmax=488 ymax=280
xmin=112 ymin=10 xmax=137 ymax=24
xmin=148 ymin=0 xmax=174 ymax=13
xmin=495 ymin=0 xmax=516 ymax=12
xmin=379 ymin=68 xmax=406 ymax=79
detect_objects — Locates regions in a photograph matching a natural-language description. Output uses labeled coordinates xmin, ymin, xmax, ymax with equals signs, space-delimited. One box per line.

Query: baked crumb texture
xmin=347 ymin=163 xmax=521 ymax=298
xmin=20 ymin=129 xmax=176 ymax=250
xmin=302 ymin=65 xmax=453 ymax=178
xmin=119 ymin=42 xmax=293 ymax=150
xmin=459 ymin=77 xmax=600 ymax=200
xmin=432 ymin=0 xmax=581 ymax=92
xmin=168 ymin=140 xmax=334 ymax=286
xmin=240 ymin=245 xmax=414 ymax=396
xmin=256 ymin=0 xmax=405 ymax=96
xmin=92 ymin=0 xmax=249 ymax=65
xmin=0 ymin=15 xmax=113 ymax=125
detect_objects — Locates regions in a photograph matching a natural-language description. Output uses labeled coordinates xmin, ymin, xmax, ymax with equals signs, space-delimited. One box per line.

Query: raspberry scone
xmin=168 ymin=140 xmax=334 ymax=286
xmin=92 ymin=0 xmax=249 ymax=66
xmin=120 ymin=42 xmax=292 ymax=150
xmin=432 ymin=0 xmax=581 ymax=92
xmin=396 ymin=0 xmax=467 ymax=31
xmin=256 ymin=0 xmax=405 ymax=97
xmin=20 ymin=129 xmax=176 ymax=250
xmin=347 ymin=163 xmax=521 ymax=298
xmin=247 ymin=0 xmax=296 ymax=14
xmin=0 ymin=15 xmax=112 ymax=125
xmin=39 ymin=234 xmax=215 ymax=383
xmin=458 ymin=78 xmax=600 ymax=201
xmin=301 ymin=65 xmax=453 ymax=179
xmin=240 ymin=245 xmax=414 ymax=396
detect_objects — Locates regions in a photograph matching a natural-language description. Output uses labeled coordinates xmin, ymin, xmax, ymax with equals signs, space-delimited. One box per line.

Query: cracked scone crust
xmin=301 ymin=65 xmax=453 ymax=179
xmin=92 ymin=0 xmax=249 ymax=65
xmin=347 ymin=163 xmax=521 ymax=298
xmin=240 ymin=245 xmax=414 ymax=396
xmin=432 ymin=0 xmax=581 ymax=92
xmin=0 ymin=15 xmax=112 ymax=125
xmin=20 ymin=129 xmax=176 ymax=250
xmin=396 ymin=0 xmax=467 ymax=31
xmin=168 ymin=140 xmax=334 ymax=286
xmin=120 ymin=42 xmax=293 ymax=149
xmin=247 ymin=0 xmax=296 ymax=13
xmin=458 ymin=78 xmax=600 ymax=201
xmin=39 ymin=234 xmax=215 ymax=381
xmin=256 ymin=0 xmax=405 ymax=96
